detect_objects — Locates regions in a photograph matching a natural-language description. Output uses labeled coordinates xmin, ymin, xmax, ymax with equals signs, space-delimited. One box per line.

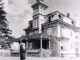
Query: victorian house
xmin=24 ymin=0 xmax=80 ymax=57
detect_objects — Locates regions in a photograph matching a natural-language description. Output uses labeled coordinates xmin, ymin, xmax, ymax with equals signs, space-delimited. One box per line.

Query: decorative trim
xmin=42 ymin=19 xmax=75 ymax=30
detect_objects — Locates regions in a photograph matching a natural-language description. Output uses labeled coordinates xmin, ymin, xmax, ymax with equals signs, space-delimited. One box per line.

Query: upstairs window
xmin=33 ymin=20 xmax=38 ymax=27
xmin=29 ymin=32 xmax=33 ymax=36
xmin=72 ymin=21 xmax=75 ymax=25
xmin=58 ymin=14 xmax=61 ymax=19
xmin=35 ymin=20 xmax=38 ymax=26
xmin=52 ymin=15 xmax=54 ymax=17
xmin=48 ymin=16 xmax=51 ymax=22
xmin=29 ymin=21 xmax=33 ymax=27
xmin=51 ymin=15 xmax=54 ymax=21
xmin=30 ymin=22 xmax=33 ymax=27
xmin=34 ymin=30 xmax=39 ymax=34
xmin=47 ymin=28 xmax=52 ymax=35
xmin=71 ymin=32 xmax=72 ymax=36
xmin=58 ymin=14 xmax=63 ymax=20
xmin=61 ymin=46 xmax=63 ymax=50
xmin=75 ymin=36 xmax=78 ymax=39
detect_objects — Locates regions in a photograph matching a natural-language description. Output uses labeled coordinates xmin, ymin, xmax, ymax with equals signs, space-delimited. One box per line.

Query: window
xmin=43 ymin=29 xmax=47 ymax=34
xmin=52 ymin=15 xmax=54 ymax=17
xmin=75 ymin=36 xmax=78 ymax=39
xmin=58 ymin=14 xmax=63 ymax=20
xmin=72 ymin=21 xmax=75 ymax=25
xmin=30 ymin=21 xmax=33 ymax=27
xmin=58 ymin=14 xmax=61 ymax=18
xmin=61 ymin=46 xmax=63 ymax=50
xmin=51 ymin=15 xmax=54 ymax=21
xmin=47 ymin=28 xmax=52 ymax=35
xmin=34 ymin=31 xmax=37 ymax=34
xmin=29 ymin=32 xmax=33 ymax=36
xmin=35 ymin=20 xmax=38 ymax=26
xmin=72 ymin=21 xmax=74 ymax=24
xmin=33 ymin=19 xmax=38 ymax=27
xmin=33 ymin=30 xmax=39 ymax=34
xmin=61 ymin=53 xmax=64 ymax=57
xmin=28 ymin=42 xmax=32 ymax=49
xmin=71 ymin=32 xmax=72 ymax=36
xmin=48 ymin=16 xmax=51 ymax=22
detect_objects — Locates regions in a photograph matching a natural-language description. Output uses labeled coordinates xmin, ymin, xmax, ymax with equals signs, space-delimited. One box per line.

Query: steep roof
xmin=32 ymin=2 xmax=48 ymax=9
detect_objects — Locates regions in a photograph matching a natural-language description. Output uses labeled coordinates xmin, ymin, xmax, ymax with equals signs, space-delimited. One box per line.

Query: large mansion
xmin=24 ymin=0 xmax=80 ymax=57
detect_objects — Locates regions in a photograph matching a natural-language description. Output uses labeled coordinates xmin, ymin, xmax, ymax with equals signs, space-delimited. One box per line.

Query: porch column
xmin=40 ymin=35 xmax=43 ymax=57
xmin=25 ymin=41 xmax=27 ymax=57
xmin=26 ymin=41 xmax=28 ymax=50
xmin=49 ymin=38 xmax=51 ymax=50
xmin=19 ymin=41 xmax=21 ymax=60
xmin=26 ymin=41 xmax=28 ymax=56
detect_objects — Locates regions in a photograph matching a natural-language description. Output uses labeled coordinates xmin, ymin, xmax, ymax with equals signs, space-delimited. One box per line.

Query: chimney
xmin=67 ymin=13 xmax=70 ymax=18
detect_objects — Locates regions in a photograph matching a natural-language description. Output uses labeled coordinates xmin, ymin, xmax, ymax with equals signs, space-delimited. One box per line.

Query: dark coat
xmin=20 ymin=44 xmax=25 ymax=60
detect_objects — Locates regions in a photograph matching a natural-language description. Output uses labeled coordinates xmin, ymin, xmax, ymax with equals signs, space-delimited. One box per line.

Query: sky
xmin=3 ymin=0 xmax=80 ymax=38
xmin=4 ymin=0 xmax=33 ymax=38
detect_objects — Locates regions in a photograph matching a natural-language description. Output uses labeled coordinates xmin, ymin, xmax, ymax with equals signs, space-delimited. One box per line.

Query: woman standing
xmin=20 ymin=42 xmax=26 ymax=60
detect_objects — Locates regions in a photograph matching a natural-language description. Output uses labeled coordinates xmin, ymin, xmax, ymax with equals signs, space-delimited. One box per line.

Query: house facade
xmin=24 ymin=0 xmax=80 ymax=57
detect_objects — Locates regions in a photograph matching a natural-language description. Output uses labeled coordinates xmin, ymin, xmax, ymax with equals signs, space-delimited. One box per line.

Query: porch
xmin=13 ymin=34 xmax=58 ymax=57
xmin=27 ymin=35 xmax=51 ymax=57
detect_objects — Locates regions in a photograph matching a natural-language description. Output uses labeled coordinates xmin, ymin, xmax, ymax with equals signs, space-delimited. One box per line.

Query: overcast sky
xmin=4 ymin=0 xmax=33 ymax=38
xmin=3 ymin=0 xmax=80 ymax=38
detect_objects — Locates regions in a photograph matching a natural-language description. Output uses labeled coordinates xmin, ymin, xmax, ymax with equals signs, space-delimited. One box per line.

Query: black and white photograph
xmin=0 ymin=0 xmax=80 ymax=60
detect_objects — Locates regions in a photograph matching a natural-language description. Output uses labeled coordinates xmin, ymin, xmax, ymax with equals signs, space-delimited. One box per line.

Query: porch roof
xmin=12 ymin=34 xmax=69 ymax=43
xmin=12 ymin=35 xmax=28 ymax=43
xmin=27 ymin=33 xmax=57 ymax=40
xmin=27 ymin=33 xmax=69 ymax=41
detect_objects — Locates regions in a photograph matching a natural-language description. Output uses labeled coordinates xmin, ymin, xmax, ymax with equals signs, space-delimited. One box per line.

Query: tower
xmin=36 ymin=0 xmax=44 ymax=3
xmin=32 ymin=0 xmax=48 ymax=33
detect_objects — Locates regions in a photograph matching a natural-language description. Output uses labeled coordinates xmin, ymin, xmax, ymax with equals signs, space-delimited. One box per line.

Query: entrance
xmin=42 ymin=40 xmax=49 ymax=49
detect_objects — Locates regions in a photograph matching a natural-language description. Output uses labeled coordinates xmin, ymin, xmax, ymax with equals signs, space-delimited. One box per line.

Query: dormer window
xmin=48 ymin=16 xmax=51 ymax=22
xmin=58 ymin=14 xmax=61 ymax=18
xmin=52 ymin=15 xmax=54 ymax=17
xmin=58 ymin=14 xmax=63 ymax=20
